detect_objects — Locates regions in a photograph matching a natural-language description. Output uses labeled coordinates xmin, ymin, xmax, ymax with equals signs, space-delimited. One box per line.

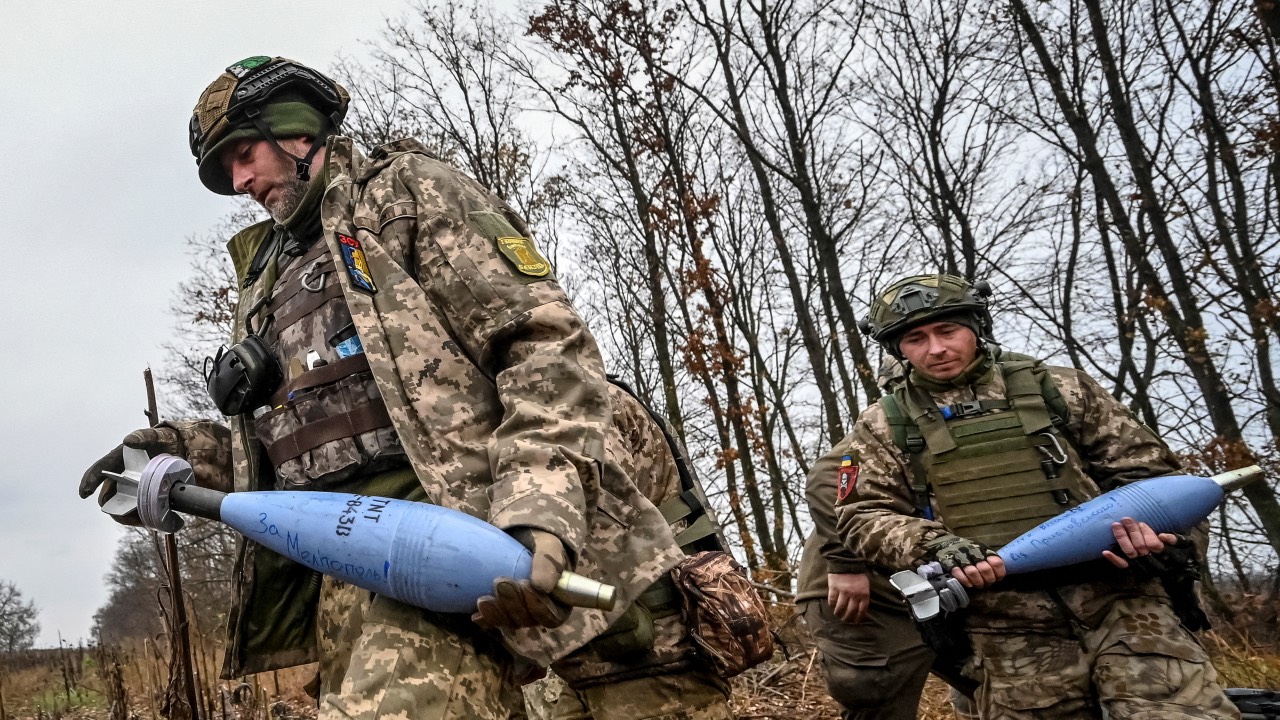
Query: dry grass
xmin=2 ymin=598 xmax=1277 ymax=720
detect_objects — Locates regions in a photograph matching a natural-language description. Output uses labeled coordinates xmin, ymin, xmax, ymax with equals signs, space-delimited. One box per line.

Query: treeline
xmin=330 ymin=0 xmax=1280 ymax=589
xmin=108 ymin=0 xmax=1280 ymax=645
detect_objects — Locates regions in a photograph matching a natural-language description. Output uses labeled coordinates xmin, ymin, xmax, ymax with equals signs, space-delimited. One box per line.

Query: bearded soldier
xmin=80 ymin=56 xmax=732 ymax=720
xmin=834 ymin=273 xmax=1238 ymax=720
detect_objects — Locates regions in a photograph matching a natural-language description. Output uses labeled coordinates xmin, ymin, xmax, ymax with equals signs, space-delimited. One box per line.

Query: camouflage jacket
xmin=835 ymin=356 xmax=1182 ymax=574
xmin=221 ymin=137 xmax=685 ymax=677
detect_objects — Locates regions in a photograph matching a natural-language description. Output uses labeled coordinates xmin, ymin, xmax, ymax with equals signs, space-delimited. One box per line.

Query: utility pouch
xmin=205 ymin=334 xmax=284 ymax=417
xmin=587 ymin=602 xmax=656 ymax=661
xmin=671 ymin=551 xmax=774 ymax=678
xmin=252 ymin=360 xmax=402 ymax=488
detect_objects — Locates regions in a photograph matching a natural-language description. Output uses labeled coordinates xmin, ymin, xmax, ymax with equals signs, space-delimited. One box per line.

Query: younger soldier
xmin=836 ymin=273 xmax=1238 ymax=720
xmin=797 ymin=446 xmax=938 ymax=720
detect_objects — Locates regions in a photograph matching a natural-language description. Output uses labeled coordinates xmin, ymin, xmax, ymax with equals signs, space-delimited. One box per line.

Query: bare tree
xmin=0 ymin=580 xmax=40 ymax=653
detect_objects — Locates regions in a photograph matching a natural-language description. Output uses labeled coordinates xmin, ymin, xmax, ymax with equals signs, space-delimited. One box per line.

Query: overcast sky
xmin=0 ymin=0 xmax=421 ymax=647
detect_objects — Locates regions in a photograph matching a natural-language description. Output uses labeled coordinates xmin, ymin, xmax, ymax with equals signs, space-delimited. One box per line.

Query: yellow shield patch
xmin=497 ymin=236 xmax=551 ymax=277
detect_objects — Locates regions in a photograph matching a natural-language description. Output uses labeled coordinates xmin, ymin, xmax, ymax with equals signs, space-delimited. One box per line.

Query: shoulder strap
xmin=999 ymin=358 xmax=1072 ymax=434
xmin=226 ymin=219 xmax=279 ymax=287
xmin=1001 ymin=359 xmax=1055 ymax=435
xmin=878 ymin=392 xmax=932 ymax=517
xmin=878 ymin=393 xmax=922 ymax=455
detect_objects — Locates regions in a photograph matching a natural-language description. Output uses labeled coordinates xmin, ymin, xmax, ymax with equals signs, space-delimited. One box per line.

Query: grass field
xmin=1 ymin=599 xmax=1275 ymax=720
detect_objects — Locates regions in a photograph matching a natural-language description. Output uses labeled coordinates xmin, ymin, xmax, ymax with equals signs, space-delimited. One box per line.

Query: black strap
xmin=245 ymin=108 xmax=328 ymax=181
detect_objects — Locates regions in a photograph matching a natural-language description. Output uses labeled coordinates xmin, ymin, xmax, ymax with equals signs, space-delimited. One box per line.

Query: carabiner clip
xmin=1036 ymin=432 xmax=1069 ymax=464
xmin=300 ymin=259 xmax=327 ymax=292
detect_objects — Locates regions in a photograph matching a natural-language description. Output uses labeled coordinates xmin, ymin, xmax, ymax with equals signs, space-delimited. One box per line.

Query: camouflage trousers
xmin=967 ymin=594 xmax=1238 ymax=720
xmin=317 ymin=577 xmax=371 ymax=698
xmin=550 ymin=670 xmax=732 ymax=720
xmin=318 ymin=592 xmax=524 ymax=720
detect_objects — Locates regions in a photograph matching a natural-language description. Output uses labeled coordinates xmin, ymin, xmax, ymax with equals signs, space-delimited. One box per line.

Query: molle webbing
xmin=267 ymin=283 xmax=345 ymax=339
xmin=924 ymin=413 xmax=1074 ymax=548
xmin=259 ymin=238 xmax=330 ymax=311
xmin=270 ymin=353 xmax=372 ymax=406
xmin=886 ymin=360 xmax=1080 ymax=548
xmin=262 ymin=401 xmax=393 ymax=467
xmin=263 ymin=242 xmax=341 ymax=339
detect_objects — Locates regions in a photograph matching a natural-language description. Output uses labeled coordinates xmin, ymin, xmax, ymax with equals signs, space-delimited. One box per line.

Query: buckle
xmin=942 ymin=400 xmax=984 ymax=420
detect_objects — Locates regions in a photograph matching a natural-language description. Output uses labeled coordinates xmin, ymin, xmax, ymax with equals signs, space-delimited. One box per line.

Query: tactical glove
xmin=922 ymin=534 xmax=993 ymax=573
xmin=80 ymin=421 xmax=234 ymax=523
xmin=1126 ymin=534 xmax=1200 ymax=580
xmin=473 ymin=528 xmax=572 ymax=629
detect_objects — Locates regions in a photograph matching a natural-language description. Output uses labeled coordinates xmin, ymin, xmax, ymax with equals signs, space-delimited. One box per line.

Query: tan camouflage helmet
xmin=189 ymin=56 xmax=350 ymax=194
xmin=858 ymin=274 xmax=993 ymax=355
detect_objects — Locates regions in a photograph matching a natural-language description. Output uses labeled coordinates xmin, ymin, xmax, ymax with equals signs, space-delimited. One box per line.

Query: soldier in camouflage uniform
xmin=80 ymin=56 xmax=731 ymax=720
xmin=798 ymin=357 xmax=976 ymax=720
xmin=797 ymin=445 xmax=937 ymax=720
xmin=833 ymin=273 xmax=1238 ymax=720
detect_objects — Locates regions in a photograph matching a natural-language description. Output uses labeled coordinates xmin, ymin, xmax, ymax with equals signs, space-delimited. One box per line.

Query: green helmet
xmin=858 ymin=274 xmax=993 ymax=354
xmin=189 ymin=56 xmax=350 ymax=195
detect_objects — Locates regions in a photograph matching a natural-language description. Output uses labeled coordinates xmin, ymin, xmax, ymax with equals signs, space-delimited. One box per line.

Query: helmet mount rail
xmin=859 ymin=274 xmax=995 ymax=361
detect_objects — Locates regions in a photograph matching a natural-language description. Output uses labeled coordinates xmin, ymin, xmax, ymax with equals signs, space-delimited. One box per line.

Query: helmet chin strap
xmin=244 ymin=107 xmax=328 ymax=181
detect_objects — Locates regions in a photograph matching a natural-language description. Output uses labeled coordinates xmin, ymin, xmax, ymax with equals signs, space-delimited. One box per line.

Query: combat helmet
xmin=190 ymin=56 xmax=350 ymax=195
xmin=858 ymin=274 xmax=993 ymax=357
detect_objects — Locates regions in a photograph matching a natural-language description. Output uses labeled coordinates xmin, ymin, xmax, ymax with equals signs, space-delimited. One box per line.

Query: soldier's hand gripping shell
xmin=472 ymin=528 xmax=572 ymax=629
xmin=923 ymin=534 xmax=1005 ymax=588
xmin=79 ymin=421 xmax=234 ymax=521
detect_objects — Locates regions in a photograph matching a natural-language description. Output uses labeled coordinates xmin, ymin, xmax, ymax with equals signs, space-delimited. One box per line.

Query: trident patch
xmin=836 ymin=455 xmax=860 ymax=505
xmin=337 ymin=233 xmax=377 ymax=294
xmin=497 ymin=236 xmax=551 ymax=277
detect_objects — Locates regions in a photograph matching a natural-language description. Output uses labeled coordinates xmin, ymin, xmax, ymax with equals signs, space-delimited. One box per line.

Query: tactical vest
xmin=882 ymin=359 xmax=1085 ymax=549
xmin=243 ymin=229 xmax=406 ymax=489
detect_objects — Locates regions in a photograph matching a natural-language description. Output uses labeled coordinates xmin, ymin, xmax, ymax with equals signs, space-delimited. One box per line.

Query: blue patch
xmin=335 ymin=334 xmax=364 ymax=358
xmin=338 ymin=233 xmax=377 ymax=294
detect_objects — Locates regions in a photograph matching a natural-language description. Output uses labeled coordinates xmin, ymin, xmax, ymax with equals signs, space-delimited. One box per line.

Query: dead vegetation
xmin=1 ymin=595 xmax=1275 ymax=720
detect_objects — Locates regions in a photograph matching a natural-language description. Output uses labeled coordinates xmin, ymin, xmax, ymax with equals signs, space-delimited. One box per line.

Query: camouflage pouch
xmin=253 ymin=369 xmax=404 ymax=489
xmin=671 ymin=551 xmax=774 ymax=678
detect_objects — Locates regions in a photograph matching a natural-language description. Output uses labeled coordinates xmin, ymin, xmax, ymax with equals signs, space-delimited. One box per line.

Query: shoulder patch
xmin=835 ymin=455 xmax=860 ymax=506
xmin=467 ymin=210 xmax=554 ymax=281
xmin=337 ymin=233 xmax=377 ymax=294
xmin=497 ymin=236 xmax=551 ymax=277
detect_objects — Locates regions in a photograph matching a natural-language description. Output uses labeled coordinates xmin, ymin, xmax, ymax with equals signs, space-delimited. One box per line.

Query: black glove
xmin=923 ymin=534 xmax=993 ymax=573
xmin=80 ymin=421 xmax=233 ymax=524
xmin=1128 ymin=534 xmax=1210 ymax=631
xmin=1126 ymin=534 xmax=1199 ymax=579
xmin=472 ymin=528 xmax=572 ymax=629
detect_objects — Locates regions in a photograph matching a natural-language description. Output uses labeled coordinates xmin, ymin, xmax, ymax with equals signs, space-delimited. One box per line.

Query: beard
xmin=265 ymin=173 xmax=310 ymax=223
